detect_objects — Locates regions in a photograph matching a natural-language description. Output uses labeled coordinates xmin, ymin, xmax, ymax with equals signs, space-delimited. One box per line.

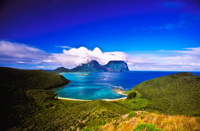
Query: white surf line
xmin=57 ymin=96 xmax=127 ymax=101
xmin=58 ymin=97 xmax=91 ymax=101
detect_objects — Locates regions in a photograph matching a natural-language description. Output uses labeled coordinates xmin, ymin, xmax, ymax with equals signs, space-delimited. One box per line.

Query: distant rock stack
xmin=104 ymin=61 xmax=129 ymax=72
xmin=54 ymin=60 xmax=129 ymax=73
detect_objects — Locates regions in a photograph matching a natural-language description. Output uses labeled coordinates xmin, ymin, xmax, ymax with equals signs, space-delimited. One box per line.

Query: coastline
xmin=113 ymin=89 xmax=127 ymax=95
xmin=57 ymin=89 xmax=127 ymax=101
xmin=58 ymin=97 xmax=127 ymax=101
xmin=58 ymin=97 xmax=92 ymax=101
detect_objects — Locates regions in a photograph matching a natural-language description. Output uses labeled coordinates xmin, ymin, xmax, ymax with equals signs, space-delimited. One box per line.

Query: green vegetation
xmin=127 ymin=91 xmax=137 ymax=99
xmin=0 ymin=67 xmax=69 ymax=130
xmin=53 ymin=67 xmax=70 ymax=73
xmin=81 ymin=126 xmax=99 ymax=131
xmin=133 ymin=72 xmax=200 ymax=116
xmin=196 ymin=117 xmax=200 ymax=123
xmin=0 ymin=67 xmax=131 ymax=130
xmin=15 ymin=100 xmax=130 ymax=130
xmin=133 ymin=123 xmax=164 ymax=131
xmin=1 ymin=68 xmax=199 ymax=130
xmin=127 ymin=111 xmax=136 ymax=118
xmin=117 ymin=90 xmax=149 ymax=111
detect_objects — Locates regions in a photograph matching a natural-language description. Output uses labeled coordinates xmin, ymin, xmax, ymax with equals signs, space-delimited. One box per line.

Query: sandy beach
xmin=58 ymin=97 xmax=92 ymax=101
xmin=58 ymin=97 xmax=127 ymax=101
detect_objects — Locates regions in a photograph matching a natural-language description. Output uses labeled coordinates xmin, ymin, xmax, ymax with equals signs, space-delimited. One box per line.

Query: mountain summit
xmin=54 ymin=60 xmax=129 ymax=72
xmin=104 ymin=61 xmax=129 ymax=72
xmin=70 ymin=60 xmax=107 ymax=72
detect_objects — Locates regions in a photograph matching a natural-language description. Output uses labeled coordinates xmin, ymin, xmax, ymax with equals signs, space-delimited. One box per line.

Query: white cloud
xmin=48 ymin=46 xmax=127 ymax=68
xmin=1 ymin=40 xmax=200 ymax=71
xmin=55 ymin=45 xmax=72 ymax=49
xmin=127 ymin=48 xmax=200 ymax=71
xmin=0 ymin=40 xmax=49 ymax=64
xmin=36 ymin=66 xmax=45 ymax=68
xmin=17 ymin=61 xmax=25 ymax=64
xmin=173 ymin=47 xmax=200 ymax=55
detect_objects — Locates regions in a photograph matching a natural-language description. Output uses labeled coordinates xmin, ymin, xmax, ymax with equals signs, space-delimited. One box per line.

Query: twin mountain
xmin=54 ymin=60 xmax=129 ymax=73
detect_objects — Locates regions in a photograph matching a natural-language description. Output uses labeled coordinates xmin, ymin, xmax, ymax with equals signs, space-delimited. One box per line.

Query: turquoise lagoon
xmin=50 ymin=71 xmax=200 ymax=100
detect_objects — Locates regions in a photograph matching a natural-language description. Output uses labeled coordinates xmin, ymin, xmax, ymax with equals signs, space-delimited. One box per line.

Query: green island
xmin=0 ymin=67 xmax=200 ymax=131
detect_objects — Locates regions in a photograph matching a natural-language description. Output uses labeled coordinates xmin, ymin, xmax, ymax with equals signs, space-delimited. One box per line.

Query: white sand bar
xmin=58 ymin=97 xmax=92 ymax=101
xmin=58 ymin=96 xmax=127 ymax=101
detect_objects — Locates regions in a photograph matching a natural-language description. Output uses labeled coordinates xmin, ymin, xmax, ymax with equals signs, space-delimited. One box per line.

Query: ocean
xmin=50 ymin=71 xmax=200 ymax=100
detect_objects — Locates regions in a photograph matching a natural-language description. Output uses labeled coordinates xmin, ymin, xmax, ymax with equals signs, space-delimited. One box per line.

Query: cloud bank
xmin=0 ymin=41 xmax=127 ymax=69
xmin=47 ymin=47 xmax=127 ymax=68
xmin=0 ymin=40 xmax=200 ymax=71
xmin=0 ymin=41 xmax=49 ymax=64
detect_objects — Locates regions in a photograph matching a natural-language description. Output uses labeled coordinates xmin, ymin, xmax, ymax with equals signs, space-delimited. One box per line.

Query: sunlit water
xmin=50 ymin=71 xmax=200 ymax=100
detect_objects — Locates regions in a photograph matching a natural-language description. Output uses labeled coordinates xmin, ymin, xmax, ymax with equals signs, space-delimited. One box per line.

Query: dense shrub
xmin=81 ymin=126 xmax=98 ymax=131
xmin=127 ymin=111 xmax=135 ymax=118
xmin=127 ymin=91 xmax=137 ymax=99
xmin=133 ymin=123 xmax=163 ymax=131
xmin=196 ymin=117 xmax=200 ymax=123
xmin=133 ymin=72 xmax=200 ymax=116
xmin=91 ymin=126 xmax=99 ymax=131
xmin=0 ymin=67 xmax=70 ymax=130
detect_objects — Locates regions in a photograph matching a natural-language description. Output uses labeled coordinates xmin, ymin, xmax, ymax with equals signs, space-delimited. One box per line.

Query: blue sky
xmin=0 ymin=0 xmax=200 ymax=71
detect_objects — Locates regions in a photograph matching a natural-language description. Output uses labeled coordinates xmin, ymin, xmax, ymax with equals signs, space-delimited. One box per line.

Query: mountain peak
xmin=105 ymin=60 xmax=129 ymax=72
xmin=54 ymin=60 xmax=129 ymax=72
xmin=87 ymin=60 xmax=99 ymax=64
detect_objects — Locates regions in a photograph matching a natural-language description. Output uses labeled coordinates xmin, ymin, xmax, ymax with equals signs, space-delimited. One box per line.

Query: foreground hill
xmin=0 ymin=67 xmax=70 ymax=91
xmin=0 ymin=67 xmax=70 ymax=130
xmin=54 ymin=60 xmax=129 ymax=73
xmin=132 ymin=72 xmax=200 ymax=116
xmin=1 ymin=68 xmax=199 ymax=130
xmin=0 ymin=67 xmax=131 ymax=130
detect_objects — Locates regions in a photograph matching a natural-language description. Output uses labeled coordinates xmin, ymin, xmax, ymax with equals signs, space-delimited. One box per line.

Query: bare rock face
xmin=104 ymin=61 xmax=129 ymax=72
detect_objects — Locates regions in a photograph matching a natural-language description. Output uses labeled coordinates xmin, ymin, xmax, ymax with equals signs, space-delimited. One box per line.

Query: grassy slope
xmin=117 ymin=91 xmax=149 ymax=111
xmin=1 ymin=68 xmax=199 ymax=130
xmin=17 ymin=100 xmax=130 ymax=130
xmin=132 ymin=72 xmax=200 ymax=116
xmin=100 ymin=111 xmax=199 ymax=131
xmin=0 ymin=67 xmax=70 ymax=91
xmin=0 ymin=67 xmax=70 ymax=130
xmin=99 ymin=72 xmax=200 ymax=131
xmin=0 ymin=67 xmax=131 ymax=130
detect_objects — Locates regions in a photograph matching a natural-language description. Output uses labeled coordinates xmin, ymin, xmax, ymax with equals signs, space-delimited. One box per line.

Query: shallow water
xmin=50 ymin=71 xmax=200 ymax=100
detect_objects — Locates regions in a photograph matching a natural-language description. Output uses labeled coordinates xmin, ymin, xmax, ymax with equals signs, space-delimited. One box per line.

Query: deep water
xmin=50 ymin=71 xmax=200 ymax=100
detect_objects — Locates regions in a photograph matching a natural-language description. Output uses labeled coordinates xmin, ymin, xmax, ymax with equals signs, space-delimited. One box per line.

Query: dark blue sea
xmin=50 ymin=71 xmax=200 ymax=100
